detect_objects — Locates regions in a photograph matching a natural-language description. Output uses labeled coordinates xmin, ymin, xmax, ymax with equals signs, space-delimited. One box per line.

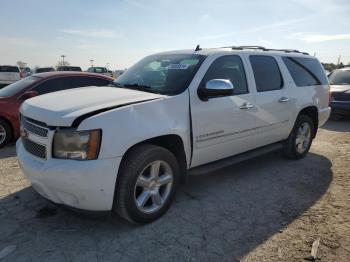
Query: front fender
xmin=77 ymin=92 xmax=191 ymax=163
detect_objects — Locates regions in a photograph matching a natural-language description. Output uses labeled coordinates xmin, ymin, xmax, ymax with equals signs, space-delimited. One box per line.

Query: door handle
xmin=279 ymin=97 xmax=289 ymax=103
xmin=239 ymin=103 xmax=255 ymax=110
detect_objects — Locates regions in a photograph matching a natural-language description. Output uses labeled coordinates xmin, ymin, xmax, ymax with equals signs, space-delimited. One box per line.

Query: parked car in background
xmin=87 ymin=67 xmax=110 ymax=76
xmin=0 ymin=66 xmax=21 ymax=87
xmin=114 ymin=70 xmax=125 ymax=78
xmin=0 ymin=72 xmax=113 ymax=147
xmin=329 ymin=67 xmax=350 ymax=117
xmin=57 ymin=66 xmax=82 ymax=72
xmin=20 ymin=67 xmax=32 ymax=78
xmin=16 ymin=46 xmax=330 ymax=224
xmin=32 ymin=67 xmax=55 ymax=74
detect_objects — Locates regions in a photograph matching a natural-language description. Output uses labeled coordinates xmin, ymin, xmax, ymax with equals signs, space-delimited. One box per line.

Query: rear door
xmin=247 ymin=55 xmax=294 ymax=147
xmin=190 ymin=54 xmax=257 ymax=167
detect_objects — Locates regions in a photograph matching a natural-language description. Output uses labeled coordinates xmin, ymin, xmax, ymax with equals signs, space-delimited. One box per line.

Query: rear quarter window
xmin=282 ymin=57 xmax=328 ymax=87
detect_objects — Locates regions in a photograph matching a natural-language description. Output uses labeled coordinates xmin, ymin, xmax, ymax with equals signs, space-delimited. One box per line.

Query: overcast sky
xmin=1 ymin=0 xmax=349 ymax=69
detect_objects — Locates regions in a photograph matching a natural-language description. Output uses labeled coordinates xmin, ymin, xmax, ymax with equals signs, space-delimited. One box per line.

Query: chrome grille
xmin=22 ymin=137 xmax=47 ymax=159
xmin=21 ymin=117 xmax=49 ymax=138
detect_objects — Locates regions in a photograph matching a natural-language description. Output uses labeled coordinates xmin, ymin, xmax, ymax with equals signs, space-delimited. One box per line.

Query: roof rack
xmin=195 ymin=45 xmax=309 ymax=55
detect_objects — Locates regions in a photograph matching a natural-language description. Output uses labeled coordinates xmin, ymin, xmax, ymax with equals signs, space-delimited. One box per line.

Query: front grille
xmin=22 ymin=137 xmax=47 ymax=159
xmin=21 ymin=117 xmax=49 ymax=138
xmin=332 ymin=92 xmax=350 ymax=102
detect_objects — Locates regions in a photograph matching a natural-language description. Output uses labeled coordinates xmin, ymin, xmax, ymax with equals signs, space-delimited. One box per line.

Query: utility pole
xmin=337 ymin=55 xmax=341 ymax=66
xmin=90 ymin=59 xmax=94 ymax=67
xmin=61 ymin=55 xmax=66 ymax=66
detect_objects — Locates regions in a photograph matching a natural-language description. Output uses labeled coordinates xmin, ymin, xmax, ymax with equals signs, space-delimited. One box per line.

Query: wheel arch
xmin=119 ymin=134 xmax=188 ymax=184
xmin=298 ymin=106 xmax=318 ymax=138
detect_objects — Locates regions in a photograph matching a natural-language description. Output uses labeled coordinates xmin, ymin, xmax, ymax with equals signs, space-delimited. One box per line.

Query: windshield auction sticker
xmin=166 ymin=64 xmax=189 ymax=70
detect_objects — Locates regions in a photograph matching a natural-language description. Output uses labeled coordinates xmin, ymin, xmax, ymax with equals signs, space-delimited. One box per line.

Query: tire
xmin=283 ymin=114 xmax=315 ymax=159
xmin=0 ymin=119 xmax=12 ymax=148
xmin=113 ymin=144 xmax=180 ymax=224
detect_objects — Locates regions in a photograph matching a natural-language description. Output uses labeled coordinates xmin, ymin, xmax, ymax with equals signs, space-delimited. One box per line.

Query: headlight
xmin=53 ymin=129 xmax=101 ymax=160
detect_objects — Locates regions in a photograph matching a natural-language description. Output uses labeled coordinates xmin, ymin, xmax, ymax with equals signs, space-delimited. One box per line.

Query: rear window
xmin=328 ymin=69 xmax=350 ymax=85
xmin=58 ymin=66 xmax=82 ymax=72
xmin=0 ymin=76 xmax=39 ymax=97
xmin=249 ymin=55 xmax=283 ymax=92
xmin=35 ymin=68 xmax=55 ymax=73
xmin=92 ymin=67 xmax=107 ymax=73
xmin=282 ymin=57 xmax=328 ymax=87
xmin=0 ymin=66 xmax=20 ymax=73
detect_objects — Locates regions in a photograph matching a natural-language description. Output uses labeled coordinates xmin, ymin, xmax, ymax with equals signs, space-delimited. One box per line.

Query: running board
xmin=189 ymin=142 xmax=283 ymax=176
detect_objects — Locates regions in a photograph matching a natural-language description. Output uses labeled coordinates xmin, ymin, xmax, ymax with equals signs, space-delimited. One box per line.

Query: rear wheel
xmin=114 ymin=144 xmax=180 ymax=224
xmin=283 ymin=114 xmax=314 ymax=159
xmin=0 ymin=119 xmax=12 ymax=148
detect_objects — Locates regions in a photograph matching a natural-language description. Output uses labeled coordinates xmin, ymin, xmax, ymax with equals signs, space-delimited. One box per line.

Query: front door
xmin=189 ymin=54 xmax=257 ymax=167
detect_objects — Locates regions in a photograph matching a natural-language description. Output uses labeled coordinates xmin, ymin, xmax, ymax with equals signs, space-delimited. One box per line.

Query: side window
xmin=282 ymin=57 xmax=328 ymax=87
xmin=201 ymin=55 xmax=248 ymax=95
xmin=250 ymin=55 xmax=283 ymax=92
xmin=33 ymin=78 xmax=72 ymax=94
xmin=71 ymin=77 xmax=111 ymax=88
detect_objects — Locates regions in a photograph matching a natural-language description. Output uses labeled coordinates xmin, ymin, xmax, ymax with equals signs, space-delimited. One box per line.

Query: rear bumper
xmin=318 ymin=107 xmax=331 ymax=127
xmin=17 ymin=139 xmax=121 ymax=211
xmin=330 ymin=101 xmax=350 ymax=115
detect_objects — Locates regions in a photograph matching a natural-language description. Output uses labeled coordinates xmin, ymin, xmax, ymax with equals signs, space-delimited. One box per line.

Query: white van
xmin=17 ymin=46 xmax=330 ymax=224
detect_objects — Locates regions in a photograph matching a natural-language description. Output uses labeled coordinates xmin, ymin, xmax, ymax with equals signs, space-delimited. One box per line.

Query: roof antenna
xmin=195 ymin=44 xmax=201 ymax=51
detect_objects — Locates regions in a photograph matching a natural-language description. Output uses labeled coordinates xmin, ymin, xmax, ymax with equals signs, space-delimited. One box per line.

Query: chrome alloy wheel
xmin=295 ymin=122 xmax=311 ymax=154
xmin=134 ymin=160 xmax=174 ymax=214
xmin=0 ymin=124 xmax=6 ymax=145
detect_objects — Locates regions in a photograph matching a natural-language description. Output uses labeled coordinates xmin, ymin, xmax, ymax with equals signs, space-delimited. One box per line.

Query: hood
xmin=20 ymin=86 xmax=164 ymax=126
xmin=330 ymin=84 xmax=350 ymax=93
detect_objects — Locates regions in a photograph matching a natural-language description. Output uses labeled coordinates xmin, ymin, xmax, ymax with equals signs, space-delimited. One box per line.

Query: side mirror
xmin=198 ymin=79 xmax=234 ymax=101
xmin=20 ymin=91 xmax=39 ymax=101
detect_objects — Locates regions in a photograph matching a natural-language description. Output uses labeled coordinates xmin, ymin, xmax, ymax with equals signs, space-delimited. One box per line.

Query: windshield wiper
xmin=123 ymin=83 xmax=153 ymax=92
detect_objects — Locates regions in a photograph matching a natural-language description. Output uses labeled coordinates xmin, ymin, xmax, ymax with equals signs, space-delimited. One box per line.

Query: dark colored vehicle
xmin=0 ymin=72 xmax=113 ymax=147
xmin=329 ymin=68 xmax=350 ymax=117
xmin=32 ymin=67 xmax=55 ymax=74
xmin=57 ymin=66 xmax=82 ymax=72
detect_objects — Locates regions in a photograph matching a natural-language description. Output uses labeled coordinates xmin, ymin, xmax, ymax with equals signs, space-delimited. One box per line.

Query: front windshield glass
xmin=329 ymin=70 xmax=350 ymax=85
xmin=0 ymin=76 xmax=40 ymax=97
xmin=114 ymin=54 xmax=205 ymax=95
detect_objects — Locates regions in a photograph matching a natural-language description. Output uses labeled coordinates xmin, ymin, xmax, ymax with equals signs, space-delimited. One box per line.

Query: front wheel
xmin=113 ymin=144 xmax=180 ymax=224
xmin=283 ymin=114 xmax=315 ymax=159
xmin=0 ymin=119 xmax=12 ymax=148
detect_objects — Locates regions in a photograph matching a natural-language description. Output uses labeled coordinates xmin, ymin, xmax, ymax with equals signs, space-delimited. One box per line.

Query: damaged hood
xmin=20 ymin=86 xmax=164 ymax=126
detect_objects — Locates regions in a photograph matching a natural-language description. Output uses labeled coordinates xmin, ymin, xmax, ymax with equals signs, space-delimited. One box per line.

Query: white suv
xmin=0 ymin=65 xmax=21 ymax=86
xmin=17 ymin=46 xmax=330 ymax=224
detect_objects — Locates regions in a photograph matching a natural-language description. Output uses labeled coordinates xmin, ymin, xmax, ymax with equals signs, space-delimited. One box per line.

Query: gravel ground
xmin=0 ymin=119 xmax=349 ymax=261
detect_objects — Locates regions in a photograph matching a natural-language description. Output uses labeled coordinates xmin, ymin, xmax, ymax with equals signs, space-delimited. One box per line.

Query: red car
xmin=0 ymin=72 xmax=113 ymax=147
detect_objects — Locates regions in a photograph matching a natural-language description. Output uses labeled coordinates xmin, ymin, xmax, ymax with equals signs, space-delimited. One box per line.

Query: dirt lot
xmin=0 ymin=120 xmax=349 ymax=262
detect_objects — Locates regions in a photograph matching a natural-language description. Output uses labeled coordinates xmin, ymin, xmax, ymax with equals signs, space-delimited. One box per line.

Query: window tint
xmin=33 ymin=77 xmax=72 ymax=94
xmin=0 ymin=76 xmax=40 ymax=97
xmin=71 ymin=76 xmax=111 ymax=87
xmin=0 ymin=66 xmax=19 ymax=72
xmin=282 ymin=57 xmax=328 ymax=87
xmin=250 ymin=55 xmax=283 ymax=92
xmin=201 ymin=55 xmax=248 ymax=95
xmin=329 ymin=69 xmax=350 ymax=85
xmin=35 ymin=68 xmax=55 ymax=73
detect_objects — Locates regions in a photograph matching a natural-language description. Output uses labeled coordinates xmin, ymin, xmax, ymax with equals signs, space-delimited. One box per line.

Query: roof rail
xmin=219 ymin=45 xmax=309 ymax=55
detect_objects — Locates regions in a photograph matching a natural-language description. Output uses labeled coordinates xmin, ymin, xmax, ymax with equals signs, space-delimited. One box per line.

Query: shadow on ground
xmin=0 ymin=143 xmax=16 ymax=159
xmin=321 ymin=119 xmax=350 ymax=133
xmin=0 ymin=151 xmax=332 ymax=261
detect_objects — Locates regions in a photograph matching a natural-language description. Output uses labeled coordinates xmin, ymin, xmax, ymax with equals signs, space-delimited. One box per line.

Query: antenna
xmin=195 ymin=44 xmax=201 ymax=51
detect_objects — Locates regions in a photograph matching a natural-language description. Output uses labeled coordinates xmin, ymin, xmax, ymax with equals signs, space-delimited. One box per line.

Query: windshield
xmin=36 ymin=68 xmax=54 ymax=73
xmin=0 ymin=76 xmax=40 ymax=97
xmin=329 ymin=70 xmax=350 ymax=85
xmin=0 ymin=66 xmax=19 ymax=72
xmin=114 ymin=54 xmax=205 ymax=95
